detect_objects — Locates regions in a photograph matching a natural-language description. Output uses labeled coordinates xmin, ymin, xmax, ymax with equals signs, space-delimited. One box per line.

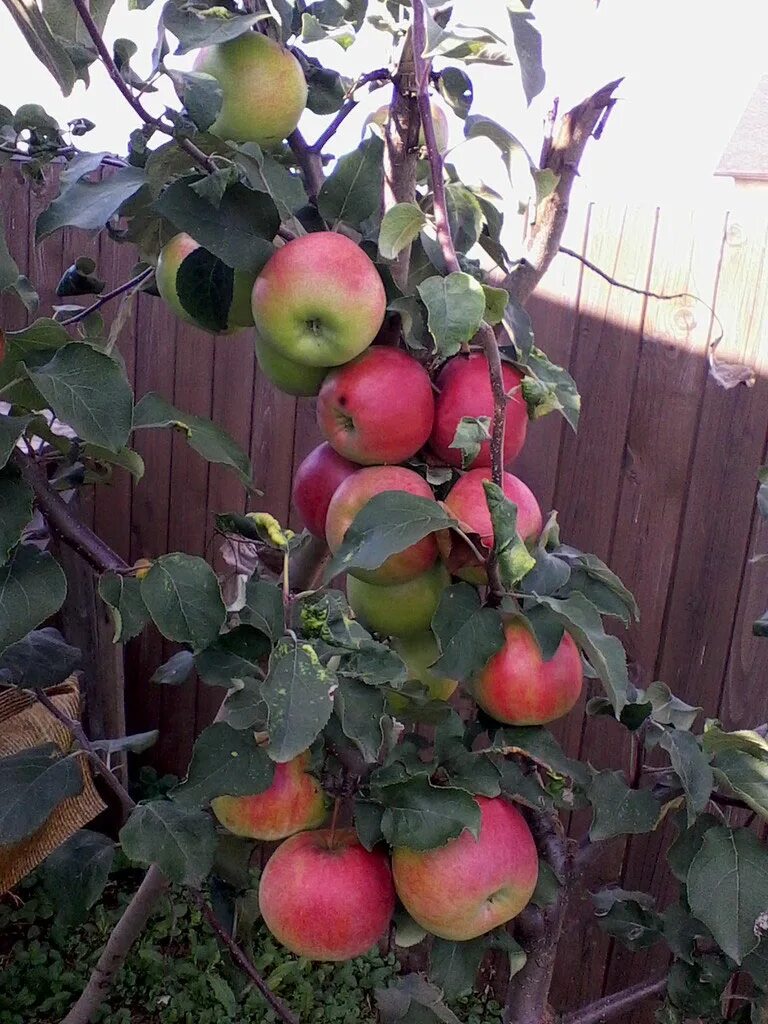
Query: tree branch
xmin=560 ymin=976 xmax=667 ymax=1024
xmin=288 ymin=128 xmax=325 ymax=201
xmin=71 ymin=0 xmax=217 ymax=174
xmin=61 ymin=267 xmax=153 ymax=326
xmin=309 ymin=69 xmax=391 ymax=153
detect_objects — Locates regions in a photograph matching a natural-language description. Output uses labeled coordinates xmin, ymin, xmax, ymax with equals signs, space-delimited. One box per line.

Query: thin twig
xmin=560 ymin=975 xmax=667 ymax=1024
xmin=61 ymin=267 xmax=153 ymax=326
xmin=287 ymin=128 xmax=325 ymax=200
xmin=71 ymin=0 xmax=217 ymax=174
xmin=309 ymin=69 xmax=391 ymax=153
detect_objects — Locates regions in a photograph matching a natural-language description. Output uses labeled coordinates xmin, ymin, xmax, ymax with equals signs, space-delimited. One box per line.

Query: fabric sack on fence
xmin=0 ymin=677 xmax=106 ymax=892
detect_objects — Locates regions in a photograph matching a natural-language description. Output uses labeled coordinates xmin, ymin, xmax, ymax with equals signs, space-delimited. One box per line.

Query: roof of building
xmin=715 ymin=75 xmax=768 ymax=180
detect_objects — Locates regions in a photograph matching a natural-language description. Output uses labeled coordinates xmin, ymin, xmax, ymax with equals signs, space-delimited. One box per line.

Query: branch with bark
xmin=560 ymin=976 xmax=667 ymax=1024
xmin=308 ymin=68 xmax=391 ymax=153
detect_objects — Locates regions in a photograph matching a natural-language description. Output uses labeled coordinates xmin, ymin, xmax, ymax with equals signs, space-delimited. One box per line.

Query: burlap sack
xmin=0 ymin=677 xmax=107 ymax=892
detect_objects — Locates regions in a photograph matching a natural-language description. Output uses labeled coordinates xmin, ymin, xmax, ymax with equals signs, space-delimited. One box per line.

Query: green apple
xmin=255 ymin=335 xmax=329 ymax=396
xmin=194 ymin=32 xmax=307 ymax=147
xmin=392 ymin=631 xmax=457 ymax=702
xmin=156 ymin=233 xmax=255 ymax=333
xmin=346 ymin=563 xmax=450 ymax=638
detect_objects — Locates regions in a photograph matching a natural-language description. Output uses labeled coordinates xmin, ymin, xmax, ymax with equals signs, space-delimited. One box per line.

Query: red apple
xmin=429 ymin=353 xmax=528 ymax=469
xmin=252 ymin=233 xmax=386 ymax=367
xmin=292 ymin=443 xmax=358 ymax=539
xmin=347 ymin=563 xmax=450 ymax=638
xmin=392 ymin=795 xmax=538 ymax=940
xmin=326 ymin=466 xmax=438 ymax=584
xmin=259 ymin=827 xmax=396 ymax=960
xmin=473 ymin=618 xmax=583 ymax=725
xmin=438 ymin=468 xmax=542 ymax=584
xmin=211 ymin=751 xmax=327 ymax=841
xmin=317 ymin=348 xmax=434 ymax=465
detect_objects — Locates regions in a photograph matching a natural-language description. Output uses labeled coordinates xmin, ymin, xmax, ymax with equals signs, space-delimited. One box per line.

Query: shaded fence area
xmin=2 ymin=163 xmax=768 ymax=1018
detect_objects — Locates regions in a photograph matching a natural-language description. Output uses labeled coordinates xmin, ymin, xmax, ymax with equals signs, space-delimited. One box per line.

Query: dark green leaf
xmin=502 ymin=298 xmax=534 ymax=358
xmin=482 ymin=285 xmax=508 ymax=326
xmin=431 ymin=937 xmax=485 ymax=999
xmin=263 ymin=640 xmax=335 ymax=762
xmin=27 ymin=343 xmax=133 ymax=453
xmin=300 ymin=56 xmax=348 ymax=114
xmin=42 ymin=829 xmax=115 ymax=926
xmin=507 ymin=7 xmax=545 ymax=104
xmin=531 ymin=860 xmax=560 ymax=907
xmin=173 ymin=721 xmax=274 ymax=807
xmin=221 ymin=676 xmax=267 ymax=731
xmin=233 ymin=143 xmax=308 ymax=223
xmin=336 ymin=679 xmax=386 ymax=762
xmin=492 ymin=726 xmax=589 ymax=785
xmin=379 ymin=776 xmax=481 ymax=851
xmin=36 ymin=166 xmax=146 ymax=241
xmin=195 ymin=625 xmax=270 ymax=687
xmin=662 ymin=902 xmax=708 ymax=964
xmin=239 ymin=577 xmax=284 ymax=640
xmin=483 ymin=480 xmax=536 ymax=587
xmin=496 ymin=757 xmax=554 ymax=811
xmin=98 ymin=572 xmax=150 ymax=643
xmin=688 ymin=826 xmax=768 ymax=964
xmin=379 ymin=203 xmax=428 ymax=261
xmin=376 ymin=973 xmax=462 ymax=1024
xmin=133 ymin=392 xmax=252 ymax=489
xmin=655 ymin=726 xmax=713 ymax=825
xmin=354 ymin=798 xmax=385 ymax=851
xmin=0 ymin=744 xmax=82 ymax=844
xmin=0 ymin=468 xmax=33 ymax=562
xmin=0 ymin=546 xmax=67 ymax=653
xmin=318 ymin=135 xmax=384 ymax=230
xmin=431 ymin=583 xmax=505 ymax=681
xmin=449 ymin=415 xmax=490 ymax=469
xmin=0 ymin=627 xmax=80 ymax=688
xmin=644 ymin=681 xmax=701 ymax=730
xmin=160 ymin=3 xmax=269 ymax=54
xmin=593 ymin=888 xmax=662 ymax=950
xmin=417 ymin=273 xmax=485 ymax=358
xmin=667 ymin=812 xmax=720 ymax=883
xmin=2 ymin=0 xmax=77 ymax=95
xmin=587 ymin=769 xmax=663 ymax=841
xmin=446 ymin=184 xmax=484 ymax=254
xmin=441 ymin=748 xmax=501 ymax=797
xmin=437 ymin=67 xmax=473 ymax=119
xmin=520 ymin=347 xmax=580 ymax=430
xmin=701 ymin=723 xmax=768 ymax=758
xmin=170 ymin=70 xmax=222 ymax=131
xmin=337 ymin=645 xmax=408 ymax=688
xmin=175 ymin=246 xmax=233 ymax=333
xmin=557 ymin=547 xmax=639 ymax=624
xmin=424 ymin=15 xmax=511 ymax=66
xmin=713 ymin=749 xmax=768 ymax=822
xmin=150 ymin=650 xmax=195 ymax=686
xmin=119 ymin=800 xmax=217 ymax=885
xmin=140 ymin=553 xmax=226 ymax=651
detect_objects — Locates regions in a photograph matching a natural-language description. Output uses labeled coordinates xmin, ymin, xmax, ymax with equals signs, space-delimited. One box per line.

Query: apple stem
xmin=328 ymin=796 xmax=341 ymax=848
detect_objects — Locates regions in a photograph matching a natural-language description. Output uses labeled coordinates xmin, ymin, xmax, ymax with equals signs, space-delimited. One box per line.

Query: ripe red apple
xmin=438 ymin=468 xmax=542 ymax=584
xmin=326 ymin=466 xmax=438 ymax=584
xmin=347 ymin=563 xmax=450 ymax=638
xmin=259 ymin=827 xmax=396 ymax=960
xmin=252 ymin=233 xmax=386 ymax=367
xmin=429 ymin=353 xmax=528 ymax=469
xmin=317 ymin=348 xmax=435 ymax=465
xmin=194 ymin=33 xmax=307 ymax=147
xmin=473 ymin=619 xmax=583 ymax=725
xmin=392 ymin=795 xmax=538 ymax=941
xmin=292 ymin=443 xmax=358 ymax=539
xmin=256 ymin=336 xmax=329 ymax=396
xmin=211 ymin=751 xmax=327 ymax=841
xmin=156 ymin=233 xmax=255 ymax=332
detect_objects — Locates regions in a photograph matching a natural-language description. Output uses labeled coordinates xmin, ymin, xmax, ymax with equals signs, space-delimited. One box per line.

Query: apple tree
xmin=0 ymin=2 xmax=766 ymax=1023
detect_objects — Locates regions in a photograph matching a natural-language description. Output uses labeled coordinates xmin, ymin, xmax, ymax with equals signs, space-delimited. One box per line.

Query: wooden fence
xmin=3 ymin=163 xmax=768 ymax=1019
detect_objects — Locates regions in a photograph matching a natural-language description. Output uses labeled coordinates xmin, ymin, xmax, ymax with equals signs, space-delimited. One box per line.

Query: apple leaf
xmin=378 ymin=203 xmax=428 ymax=261
xmin=592 ymin=889 xmax=661 ymax=951
xmin=507 ymin=7 xmax=545 ymax=105
xmin=318 ymin=135 xmax=384 ymax=231
xmin=587 ymin=769 xmax=663 ymax=842
xmin=160 ymin=4 xmax=269 ymax=54
xmin=220 ymin=676 xmax=267 ymax=732
xmin=233 ymin=143 xmax=308 ymax=223
xmin=667 ymin=812 xmax=721 ymax=883
xmin=701 ymin=724 xmax=768 ymax=758
xmin=36 ymin=166 xmax=146 ymax=241
xmin=175 ymin=246 xmax=233 ymax=333
xmin=98 ymin=572 xmax=150 ymax=644
xmin=417 ymin=273 xmax=486 ymax=358
xmin=119 ymin=800 xmax=216 ymax=885
xmin=482 ymin=285 xmax=509 ymax=326
xmin=687 ymin=827 xmax=768 ymax=964
xmin=712 ymin=749 xmax=768 ymax=822
xmin=491 ymin=726 xmax=590 ymax=785
xmin=520 ymin=347 xmax=580 ymax=431
xmin=1 ymin=0 xmax=77 ymax=96
xmin=424 ymin=15 xmax=511 ymax=66
xmin=449 ymin=416 xmax=490 ymax=469
xmin=0 ymin=414 xmax=32 ymax=469
xmin=41 ymin=829 xmax=115 ymax=927
xmin=239 ymin=577 xmax=285 ymax=641
xmin=26 ymin=343 xmax=133 ymax=453
xmin=140 ymin=553 xmax=226 ymax=652
xmin=436 ymin=67 xmax=473 ymax=119
xmin=335 ymin=679 xmax=387 ymax=763
xmin=150 ymin=650 xmax=195 ymax=686
xmin=483 ymin=481 xmax=536 ymax=587
xmin=446 ymin=184 xmax=484 ymax=254
xmin=378 ymin=776 xmax=481 ymax=851
xmin=0 ymin=469 xmax=33 ymax=564
xmin=0 ymin=546 xmax=67 ymax=654
xmin=195 ymin=626 xmax=271 ymax=688
xmin=169 ymin=70 xmax=222 ymax=131
xmin=431 ymin=583 xmax=505 ymax=681
xmin=557 ymin=546 xmax=639 ymax=625
xmin=431 ymin=937 xmax=486 ymax=1000
xmin=653 ymin=725 xmax=713 ymax=826
xmin=376 ymin=974 xmax=462 ymax=1024
xmin=172 ymin=722 xmax=275 ymax=807
xmin=0 ymin=627 xmax=80 ymax=688
xmin=496 ymin=758 xmax=554 ymax=811
xmin=464 ymin=115 xmax=534 ymax=204
xmin=644 ymin=681 xmax=701 ymax=731
xmin=263 ymin=640 xmax=335 ymax=763
xmin=325 ymin=492 xmax=453 ymax=580
xmin=0 ymin=745 xmax=83 ymax=845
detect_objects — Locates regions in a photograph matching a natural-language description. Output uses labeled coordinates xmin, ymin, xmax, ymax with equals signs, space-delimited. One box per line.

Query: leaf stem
xmin=60 ymin=267 xmax=153 ymax=327
xmin=329 ymin=795 xmax=341 ymax=848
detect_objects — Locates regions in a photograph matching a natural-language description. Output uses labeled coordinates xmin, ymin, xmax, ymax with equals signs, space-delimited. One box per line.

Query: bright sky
xmin=0 ymin=0 xmax=765 ymax=211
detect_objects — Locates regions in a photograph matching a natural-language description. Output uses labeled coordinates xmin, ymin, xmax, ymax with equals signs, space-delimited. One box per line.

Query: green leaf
xmin=0 ymin=627 xmax=80 ymax=688
xmin=424 ymin=15 xmax=511 ymax=65
xmin=2 ymin=0 xmax=77 ymax=95
xmin=263 ymin=641 xmax=335 ymax=762
xmin=175 ymin=246 xmax=233 ymax=333
xmin=301 ymin=57 xmax=348 ymax=115
xmin=492 ymin=726 xmax=589 ymax=785
xmin=155 ymin=177 xmax=277 ymax=274
xmin=41 ymin=829 xmax=115 ymax=927
xmin=0 ymin=744 xmax=83 ymax=844
xmin=496 ymin=757 xmax=554 ymax=811
xmin=173 ymin=722 xmax=275 ymax=807
xmin=655 ymin=726 xmax=713 ymax=825
xmin=687 ymin=827 xmax=768 ymax=964
xmin=483 ymin=481 xmax=536 ymax=587
xmin=507 ymin=6 xmax=545 ymax=104
xmin=239 ymin=577 xmax=284 ymax=640
xmin=701 ymin=723 xmax=768 ymax=758
xmin=557 ymin=547 xmax=639 ymax=624
xmin=170 ymin=70 xmax=222 ymax=131
xmin=417 ymin=273 xmax=485 ymax=358
xmin=233 ymin=143 xmax=308 ymax=223
xmin=531 ymin=861 xmax=560 ymax=907
xmin=318 ymin=135 xmax=384 ymax=230
xmin=431 ymin=937 xmax=486 ymax=999
xmin=440 ymin=748 xmax=501 ymax=797
xmin=446 ymin=184 xmax=484 ymax=254
xmin=208 ymin=974 xmax=238 ymax=1017
xmin=0 ymin=468 xmax=33 ymax=563
xmin=482 ymin=285 xmax=508 ymax=326
xmin=27 ymin=343 xmax=133 ymax=453
xmin=667 ymin=812 xmax=720 ymax=883
xmin=431 ymin=583 xmax=505 ymax=681
xmin=378 ymin=776 xmax=481 ymax=851
xmin=593 ymin=889 xmax=662 ymax=950
xmin=464 ymin=115 xmax=535 ymax=203
xmin=160 ymin=4 xmax=269 ymax=54
xmin=82 ymin=443 xmax=145 ymax=482
xmin=644 ymin=681 xmax=701 ymax=730
xmin=355 ymin=797 xmax=385 ymax=852
xmin=449 ymin=415 xmax=491 ymax=469
xmin=325 ymin=491 xmax=452 ymax=579
xmin=0 ymin=546 xmax=67 ymax=653
xmin=221 ymin=676 xmax=267 ymax=732
xmin=713 ymin=749 xmax=768 ymax=822
xmin=437 ymin=67 xmax=473 ymax=119
xmin=98 ymin=572 xmax=150 ymax=643
xmin=379 ymin=203 xmax=428 ymax=261
xmin=336 ymin=679 xmax=386 ymax=762
xmin=133 ymin=392 xmax=252 ymax=489
xmin=150 ymin=650 xmax=195 ymax=686
xmin=36 ymin=166 xmax=146 ymax=241
xmin=520 ymin=347 xmax=580 ymax=431
xmin=195 ymin=626 xmax=270 ymax=687
xmin=0 ymin=209 xmax=37 ymax=311
xmin=532 ymin=593 xmax=631 ymax=716
xmin=140 ymin=553 xmax=226 ymax=651
xmin=662 ymin=902 xmax=708 ymax=964
xmin=376 ymin=974 xmax=463 ymax=1024
xmin=502 ymin=297 xmax=535 ymax=358
xmin=587 ymin=769 xmax=663 ymax=841
xmin=119 ymin=800 xmax=217 ymax=885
